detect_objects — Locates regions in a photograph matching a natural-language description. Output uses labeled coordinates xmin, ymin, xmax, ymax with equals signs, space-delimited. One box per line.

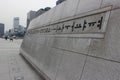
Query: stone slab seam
xmin=19 ymin=50 xmax=50 ymax=80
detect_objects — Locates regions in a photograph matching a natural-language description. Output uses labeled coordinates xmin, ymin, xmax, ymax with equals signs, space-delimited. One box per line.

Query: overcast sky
xmin=0 ymin=0 xmax=56 ymax=31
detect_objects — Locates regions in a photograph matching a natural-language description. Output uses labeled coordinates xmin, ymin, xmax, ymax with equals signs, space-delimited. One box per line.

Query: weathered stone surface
xmin=55 ymin=51 xmax=86 ymax=80
xmin=20 ymin=0 xmax=120 ymax=80
xmin=81 ymin=57 xmax=120 ymax=80
xmin=39 ymin=7 xmax=56 ymax=26
xmin=76 ymin=0 xmax=102 ymax=15
xmin=88 ymin=9 xmax=120 ymax=62
xmin=51 ymin=2 xmax=66 ymax=23
xmin=101 ymin=0 xmax=120 ymax=9
xmin=21 ymin=38 xmax=63 ymax=80
xmin=44 ymin=8 xmax=56 ymax=24
xmin=41 ymin=48 xmax=63 ymax=80
xmin=61 ymin=0 xmax=80 ymax=19
xmin=52 ymin=37 xmax=91 ymax=54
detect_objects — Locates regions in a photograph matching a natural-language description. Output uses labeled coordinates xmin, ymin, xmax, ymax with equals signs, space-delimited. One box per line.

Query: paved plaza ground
xmin=0 ymin=38 xmax=41 ymax=80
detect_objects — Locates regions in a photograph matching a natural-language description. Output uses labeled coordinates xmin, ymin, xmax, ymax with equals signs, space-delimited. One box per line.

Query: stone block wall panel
xmin=20 ymin=0 xmax=120 ymax=80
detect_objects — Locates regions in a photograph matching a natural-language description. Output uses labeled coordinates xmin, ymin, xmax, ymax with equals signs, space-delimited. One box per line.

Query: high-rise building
xmin=26 ymin=7 xmax=51 ymax=28
xmin=27 ymin=11 xmax=36 ymax=28
xmin=18 ymin=25 xmax=26 ymax=33
xmin=13 ymin=17 xmax=19 ymax=32
xmin=35 ymin=7 xmax=51 ymax=18
xmin=0 ymin=23 xmax=5 ymax=37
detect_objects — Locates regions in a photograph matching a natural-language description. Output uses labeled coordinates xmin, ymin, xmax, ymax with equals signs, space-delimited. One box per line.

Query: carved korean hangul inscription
xmin=27 ymin=11 xmax=109 ymax=35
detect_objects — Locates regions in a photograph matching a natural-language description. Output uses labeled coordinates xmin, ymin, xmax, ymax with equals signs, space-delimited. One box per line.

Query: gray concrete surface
xmin=0 ymin=38 xmax=41 ymax=80
xmin=76 ymin=0 xmax=102 ymax=15
xmin=20 ymin=0 xmax=120 ymax=80
xmin=61 ymin=0 xmax=80 ymax=19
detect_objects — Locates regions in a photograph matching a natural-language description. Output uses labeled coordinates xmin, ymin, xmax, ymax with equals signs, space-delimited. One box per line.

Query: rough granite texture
xmin=20 ymin=0 xmax=120 ymax=80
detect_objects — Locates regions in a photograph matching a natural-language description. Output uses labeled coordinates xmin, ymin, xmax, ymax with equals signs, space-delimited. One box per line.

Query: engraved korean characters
xmin=27 ymin=12 xmax=106 ymax=35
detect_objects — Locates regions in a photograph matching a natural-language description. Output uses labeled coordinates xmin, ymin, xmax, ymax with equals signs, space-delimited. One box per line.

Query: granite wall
xmin=20 ymin=0 xmax=120 ymax=80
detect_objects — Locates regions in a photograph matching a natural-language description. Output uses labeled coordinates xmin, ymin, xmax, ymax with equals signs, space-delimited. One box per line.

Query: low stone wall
xmin=20 ymin=0 xmax=120 ymax=80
